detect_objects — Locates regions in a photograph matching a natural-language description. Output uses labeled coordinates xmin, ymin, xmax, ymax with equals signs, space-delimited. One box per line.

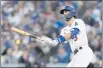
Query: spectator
xmin=12 ymin=45 xmax=23 ymax=60
xmin=18 ymin=50 xmax=29 ymax=64
xmin=1 ymin=19 xmax=11 ymax=31
xmin=7 ymin=10 xmax=21 ymax=27
xmin=55 ymin=47 xmax=71 ymax=63
xmin=28 ymin=53 xmax=40 ymax=67
xmin=4 ymin=48 xmax=18 ymax=64
xmin=4 ymin=36 xmax=12 ymax=49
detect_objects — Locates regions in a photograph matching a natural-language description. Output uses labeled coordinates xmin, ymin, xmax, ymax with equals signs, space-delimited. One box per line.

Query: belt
xmin=74 ymin=47 xmax=82 ymax=55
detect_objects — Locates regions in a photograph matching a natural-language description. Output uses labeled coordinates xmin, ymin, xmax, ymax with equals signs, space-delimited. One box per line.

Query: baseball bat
xmin=11 ymin=27 xmax=51 ymax=45
xmin=11 ymin=27 xmax=37 ymax=38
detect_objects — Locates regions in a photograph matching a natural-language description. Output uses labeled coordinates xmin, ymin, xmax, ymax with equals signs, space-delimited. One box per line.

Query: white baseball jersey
xmin=60 ymin=19 xmax=88 ymax=52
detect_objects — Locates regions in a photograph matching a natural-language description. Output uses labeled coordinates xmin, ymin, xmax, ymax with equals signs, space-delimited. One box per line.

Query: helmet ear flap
xmin=65 ymin=11 xmax=76 ymax=21
xmin=72 ymin=8 xmax=76 ymax=12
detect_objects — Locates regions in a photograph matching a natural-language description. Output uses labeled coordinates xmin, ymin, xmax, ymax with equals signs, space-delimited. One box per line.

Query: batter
xmin=37 ymin=6 xmax=94 ymax=67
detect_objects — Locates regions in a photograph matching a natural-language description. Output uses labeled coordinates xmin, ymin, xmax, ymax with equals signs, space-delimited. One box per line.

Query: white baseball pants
xmin=66 ymin=45 xmax=94 ymax=67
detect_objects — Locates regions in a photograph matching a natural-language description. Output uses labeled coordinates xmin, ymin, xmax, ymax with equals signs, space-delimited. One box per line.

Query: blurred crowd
xmin=1 ymin=1 xmax=102 ymax=67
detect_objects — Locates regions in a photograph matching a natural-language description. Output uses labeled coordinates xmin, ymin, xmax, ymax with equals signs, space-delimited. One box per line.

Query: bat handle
xmin=29 ymin=35 xmax=37 ymax=39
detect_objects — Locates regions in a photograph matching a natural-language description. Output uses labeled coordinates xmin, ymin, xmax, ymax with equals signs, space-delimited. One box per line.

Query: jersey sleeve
xmin=57 ymin=26 xmax=71 ymax=42
xmin=60 ymin=26 xmax=71 ymax=36
xmin=70 ymin=19 xmax=85 ymax=39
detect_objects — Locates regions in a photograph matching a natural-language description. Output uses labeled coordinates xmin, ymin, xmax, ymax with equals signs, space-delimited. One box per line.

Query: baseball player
xmin=35 ymin=6 xmax=94 ymax=67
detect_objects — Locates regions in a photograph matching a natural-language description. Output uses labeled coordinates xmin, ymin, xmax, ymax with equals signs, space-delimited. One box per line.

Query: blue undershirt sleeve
xmin=71 ymin=28 xmax=80 ymax=39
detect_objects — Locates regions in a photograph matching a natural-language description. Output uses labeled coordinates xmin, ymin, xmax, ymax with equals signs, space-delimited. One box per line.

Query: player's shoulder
xmin=62 ymin=26 xmax=70 ymax=30
xmin=61 ymin=26 xmax=71 ymax=32
xmin=75 ymin=19 xmax=85 ymax=25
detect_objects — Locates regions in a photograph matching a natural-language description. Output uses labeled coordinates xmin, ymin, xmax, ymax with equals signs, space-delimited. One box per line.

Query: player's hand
xmin=30 ymin=36 xmax=39 ymax=42
xmin=42 ymin=39 xmax=59 ymax=47
xmin=30 ymin=35 xmax=59 ymax=46
xmin=39 ymin=36 xmax=59 ymax=47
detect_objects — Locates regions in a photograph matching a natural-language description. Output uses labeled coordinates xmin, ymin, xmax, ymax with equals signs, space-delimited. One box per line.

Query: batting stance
xmin=34 ymin=6 xmax=94 ymax=67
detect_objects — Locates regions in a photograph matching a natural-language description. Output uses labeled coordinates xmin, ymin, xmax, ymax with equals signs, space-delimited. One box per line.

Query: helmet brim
xmin=60 ymin=9 xmax=68 ymax=14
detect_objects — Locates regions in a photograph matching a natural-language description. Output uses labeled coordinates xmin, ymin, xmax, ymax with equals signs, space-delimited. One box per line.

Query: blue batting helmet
xmin=60 ymin=6 xmax=76 ymax=21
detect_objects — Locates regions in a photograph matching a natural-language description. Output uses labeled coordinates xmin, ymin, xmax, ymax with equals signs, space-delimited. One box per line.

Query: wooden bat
xmin=11 ymin=27 xmax=37 ymax=38
xmin=11 ymin=27 xmax=51 ymax=45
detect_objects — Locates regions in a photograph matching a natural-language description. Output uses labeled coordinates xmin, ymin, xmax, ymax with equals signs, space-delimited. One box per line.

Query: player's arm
xmin=33 ymin=27 xmax=80 ymax=47
xmin=64 ymin=28 xmax=80 ymax=40
xmin=53 ymin=28 xmax=80 ymax=45
xmin=39 ymin=28 xmax=79 ymax=47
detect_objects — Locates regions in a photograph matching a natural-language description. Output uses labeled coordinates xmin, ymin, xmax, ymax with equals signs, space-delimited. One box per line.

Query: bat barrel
xmin=11 ymin=27 xmax=31 ymax=36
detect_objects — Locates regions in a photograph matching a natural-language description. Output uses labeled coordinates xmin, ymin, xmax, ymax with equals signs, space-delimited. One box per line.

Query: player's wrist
xmin=53 ymin=38 xmax=60 ymax=43
xmin=51 ymin=39 xmax=59 ymax=46
xmin=29 ymin=36 xmax=36 ymax=42
xmin=55 ymin=35 xmax=66 ymax=43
